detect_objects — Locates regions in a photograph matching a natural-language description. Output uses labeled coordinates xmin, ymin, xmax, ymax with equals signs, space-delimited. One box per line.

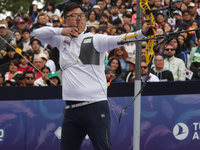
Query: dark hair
xmin=23 ymin=71 xmax=35 ymax=79
xmin=107 ymin=57 xmax=123 ymax=77
xmin=6 ymin=45 xmax=15 ymax=52
xmin=168 ymin=36 xmax=182 ymax=55
xmin=44 ymin=49 xmax=53 ymax=60
xmin=19 ymin=52 xmax=29 ymax=60
xmin=22 ymin=28 xmax=31 ymax=34
xmin=46 ymin=0 xmax=56 ymax=13
xmin=88 ymin=10 xmax=97 ymax=20
xmin=189 ymin=20 xmax=199 ymax=28
xmin=182 ymin=10 xmax=190 ymax=15
xmin=29 ymin=4 xmax=37 ymax=17
xmin=178 ymin=27 xmax=192 ymax=48
xmin=0 ymin=71 xmax=5 ymax=82
xmin=100 ymin=13 xmax=108 ymax=19
xmin=38 ymin=13 xmax=45 ymax=20
xmin=123 ymin=13 xmax=132 ymax=18
xmin=63 ymin=2 xmax=83 ymax=19
xmin=178 ymin=34 xmax=187 ymax=50
xmin=8 ymin=60 xmax=19 ymax=69
xmin=41 ymin=66 xmax=50 ymax=72
xmin=30 ymin=39 xmax=41 ymax=46
xmin=163 ymin=22 xmax=173 ymax=33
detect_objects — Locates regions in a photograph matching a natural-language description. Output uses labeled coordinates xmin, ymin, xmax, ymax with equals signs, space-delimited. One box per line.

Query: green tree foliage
xmin=0 ymin=0 xmax=64 ymax=18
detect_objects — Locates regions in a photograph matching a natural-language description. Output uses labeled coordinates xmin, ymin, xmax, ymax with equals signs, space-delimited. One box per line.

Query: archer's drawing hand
xmin=61 ymin=27 xmax=79 ymax=38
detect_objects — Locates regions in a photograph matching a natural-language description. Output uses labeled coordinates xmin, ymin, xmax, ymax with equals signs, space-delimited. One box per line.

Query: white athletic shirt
xmin=34 ymin=27 xmax=145 ymax=101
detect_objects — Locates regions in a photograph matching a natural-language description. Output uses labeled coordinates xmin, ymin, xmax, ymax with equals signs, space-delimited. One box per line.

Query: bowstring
xmin=0 ymin=36 xmax=56 ymax=86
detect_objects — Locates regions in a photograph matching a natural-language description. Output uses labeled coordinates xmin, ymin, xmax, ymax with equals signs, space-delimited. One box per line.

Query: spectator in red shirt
xmin=18 ymin=52 xmax=32 ymax=73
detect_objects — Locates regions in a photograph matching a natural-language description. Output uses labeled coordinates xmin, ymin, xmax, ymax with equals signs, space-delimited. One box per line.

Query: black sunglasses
xmin=165 ymin=48 xmax=175 ymax=51
xmin=141 ymin=66 xmax=147 ymax=69
xmin=25 ymin=76 xmax=34 ymax=80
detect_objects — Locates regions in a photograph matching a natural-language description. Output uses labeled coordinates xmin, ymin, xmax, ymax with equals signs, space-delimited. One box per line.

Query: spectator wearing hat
xmin=18 ymin=29 xmax=31 ymax=50
xmin=130 ymin=60 xmax=159 ymax=82
xmin=182 ymin=10 xmax=194 ymax=26
xmin=0 ymin=19 xmax=12 ymax=35
xmin=163 ymin=43 xmax=186 ymax=81
xmin=23 ymin=71 xmax=35 ymax=86
xmin=18 ymin=52 xmax=32 ymax=73
xmin=86 ymin=10 xmax=100 ymax=27
xmin=46 ymin=71 xmax=61 ymax=86
xmin=92 ymin=5 xmax=101 ymax=21
xmin=0 ymin=72 xmax=5 ymax=86
xmin=38 ymin=53 xmax=48 ymax=67
xmin=123 ymin=57 xmax=136 ymax=82
xmin=175 ymin=0 xmax=183 ymax=9
xmin=80 ymin=0 xmax=94 ymax=14
xmin=173 ymin=10 xmax=189 ymax=32
xmin=34 ymin=66 xmax=50 ymax=86
xmin=188 ymin=2 xmax=200 ymax=23
xmin=16 ymin=18 xmax=30 ymax=35
xmin=52 ymin=16 xmax=62 ymax=28
xmin=105 ymin=65 xmax=124 ymax=84
xmin=110 ymin=5 xmax=120 ymax=22
xmin=0 ymin=24 xmax=12 ymax=58
xmin=150 ymin=55 xmax=174 ymax=81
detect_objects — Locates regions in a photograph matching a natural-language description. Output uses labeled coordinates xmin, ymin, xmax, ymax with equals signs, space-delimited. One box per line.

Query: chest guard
xmin=79 ymin=36 xmax=100 ymax=65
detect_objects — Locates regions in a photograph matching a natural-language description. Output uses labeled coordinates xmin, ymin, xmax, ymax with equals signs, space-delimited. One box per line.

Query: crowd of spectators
xmin=0 ymin=0 xmax=200 ymax=87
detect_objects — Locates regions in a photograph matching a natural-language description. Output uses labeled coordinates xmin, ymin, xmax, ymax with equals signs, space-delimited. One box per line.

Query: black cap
xmin=53 ymin=18 xmax=60 ymax=22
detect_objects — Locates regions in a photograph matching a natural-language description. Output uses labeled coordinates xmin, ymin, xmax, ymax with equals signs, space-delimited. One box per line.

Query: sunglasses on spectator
xmin=25 ymin=76 xmax=34 ymax=80
xmin=15 ymin=17 xmax=21 ymax=19
xmin=116 ymin=48 xmax=123 ymax=51
xmin=141 ymin=66 xmax=147 ymax=69
xmin=165 ymin=48 xmax=175 ymax=51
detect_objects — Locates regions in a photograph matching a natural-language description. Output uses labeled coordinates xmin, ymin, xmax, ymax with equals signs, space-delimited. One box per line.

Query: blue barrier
xmin=0 ymin=82 xmax=200 ymax=150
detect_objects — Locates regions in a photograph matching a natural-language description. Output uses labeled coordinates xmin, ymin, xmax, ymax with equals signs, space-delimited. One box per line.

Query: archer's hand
xmin=142 ymin=23 xmax=157 ymax=36
xmin=61 ymin=27 xmax=79 ymax=38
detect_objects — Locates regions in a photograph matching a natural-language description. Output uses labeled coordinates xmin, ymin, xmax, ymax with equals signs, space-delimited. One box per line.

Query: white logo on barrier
xmin=54 ymin=127 xmax=62 ymax=139
xmin=0 ymin=129 xmax=4 ymax=141
xmin=173 ymin=123 xmax=189 ymax=140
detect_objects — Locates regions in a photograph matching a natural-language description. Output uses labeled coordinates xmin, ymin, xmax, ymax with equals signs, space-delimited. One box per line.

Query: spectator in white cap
xmin=188 ymin=2 xmax=200 ymax=23
xmin=92 ymin=5 xmax=101 ymax=21
xmin=173 ymin=10 xmax=189 ymax=32
xmin=0 ymin=24 xmax=12 ymax=58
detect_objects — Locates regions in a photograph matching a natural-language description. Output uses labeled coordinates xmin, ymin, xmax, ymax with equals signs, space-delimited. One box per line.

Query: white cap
xmin=39 ymin=53 xmax=47 ymax=61
xmin=0 ymin=24 xmax=6 ymax=28
xmin=188 ymin=2 xmax=195 ymax=7
xmin=173 ymin=10 xmax=182 ymax=16
xmin=93 ymin=5 xmax=100 ymax=10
